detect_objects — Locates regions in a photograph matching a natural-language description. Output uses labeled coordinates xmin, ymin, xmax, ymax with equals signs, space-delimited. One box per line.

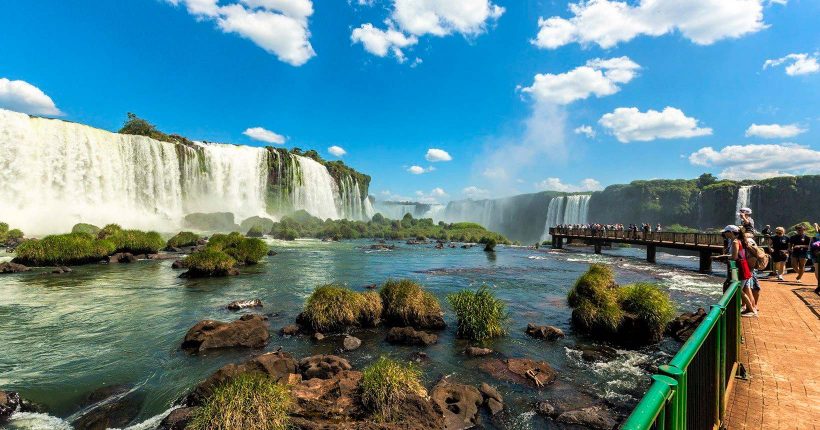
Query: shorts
xmin=773 ymin=251 xmax=789 ymax=263
xmin=793 ymin=251 xmax=808 ymax=260
xmin=744 ymin=277 xmax=760 ymax=291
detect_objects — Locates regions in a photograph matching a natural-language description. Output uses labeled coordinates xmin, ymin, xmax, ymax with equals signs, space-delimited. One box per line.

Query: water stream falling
xmin=0 ymin=109 xmax=372 ymax=234
xmin=539 ymin=195 xmax=591 ymax=239
xmin=735 ymin=185 xmax=754 ymax=225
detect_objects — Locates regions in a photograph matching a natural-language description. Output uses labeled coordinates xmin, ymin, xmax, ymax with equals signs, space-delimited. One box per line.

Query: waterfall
xmin=540 ymin=196 xmax=566 ymax=240
xmin=0 ymin=109 xmax=371 ymax=234
xmin=735 ymin=185 xmax=754 ymax=224
xmin=563 ymin=195 xmax=591 ymax=225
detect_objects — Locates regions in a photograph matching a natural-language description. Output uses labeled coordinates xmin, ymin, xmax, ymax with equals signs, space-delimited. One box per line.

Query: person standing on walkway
xmin=739 ymin=208 xmax=756 ymax=234
xmin=790 ymin=225 xmax=811 ymax=282
xmin=812 ymin=223 xmax=820 ymax=294
xmin=761 ymin=224 xmax=772 ymax=246
xmin=770 ymin=226 xmax=789 ymax=281
xmin=719 ymin=225 xmax=757 ymax=316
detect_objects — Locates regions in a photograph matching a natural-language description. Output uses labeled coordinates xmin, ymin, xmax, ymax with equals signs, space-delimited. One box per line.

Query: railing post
xmin=713 ymin=303 xmax=727 ymax=424
xmin=659 ymin=365 xmax=686 ymax=430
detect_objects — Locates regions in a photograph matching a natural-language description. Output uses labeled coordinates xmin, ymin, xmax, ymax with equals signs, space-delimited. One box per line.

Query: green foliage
xmin=447 ymin=286 xmax=509 ymax=341
xmin=371 ymin=213 xmax=386 ymax=224
xmin=618 ymin=283 xmax=676 ymax=336
xmin=664 ymin=224 xmax=699 ymax=233
xmin=183 ymin=248 xmax=237 ymax=276
xmin=207 ymin=232 xmax=268 ymax=264
xmin=240 ymin=216 xmax=274 ymax=236
xmin=188 ymin=372 xmax=292 ymax=430
xmin=301 ymin=284 xmax=383 ymax=332
xmin=788 ymin=221 xmax=816 ymax=236
xmin=483 ymin=238 xmax=497 ymax=252
xmin=118 ymin=113 xmax=192 ymax=145
xmin=13 ymin=233 xmax=115 ymax=266
xmin=166 ymin=231 xmax=200 ymax=248
xmin=359 ymin=356 xmax=426 ymax=422
xmin=108 ymin=229 xmax=164 ymax=254
xmin=97 ymin=223 xmax=122 ymax=240
xmin=696 ymin=173 xmax=717 ymax=188
xmin=567 ymin=264 xmax=622 ymax=333
xmin=71 ymin=223 xmax=100 ymax=236
xmin=246 ymin=225 xmax=265 ymax=237
xmin=380 ymin=279 xmax=442 ymax=327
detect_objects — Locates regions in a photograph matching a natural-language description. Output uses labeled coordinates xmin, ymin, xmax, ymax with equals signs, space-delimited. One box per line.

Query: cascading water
xmin=562 ymin=195 xmax=591 ymax=225
xmin=540 ymin=196 xmax=567 ymax=240
xmin=0 ymin=109 xmax=372 ymax=234
xmin=735 ymin=185 xmax=754 ymax=224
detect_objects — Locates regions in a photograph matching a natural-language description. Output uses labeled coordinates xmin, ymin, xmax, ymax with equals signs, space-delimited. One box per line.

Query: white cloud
xmin=598 ymin=107 xmax=712 ymax=143
xmin=689 ymin=143 xmax=820 ymax=179
xmin=534 ymin=177 xmax=603 ymax=192
xmin=533 ymin=0 xmax=766 ymax=50
xmin=0 ymin=78 xmax=62 ymax=116
xmin=574 ymin=125 xmax=596 ymax=138
xmin=763 ymin=53 xmax=819 ymax=76
xmin=351 ymin=24 xmax=418 ymax=62
xmin=462 ymin=186 xmax=490 ymax=198
xmin=430 ymin=187 xmax=447 ymax=197
xmin=166 ymin=0 xmax=315 ymax=66
xmin=414 ymin=187 xmax=448 ymax=203
xmin=425 ymin=148 xmax=452 ymax=162
xmin=243 ymin=127 xmax=286 ymax=144
xmin=520 ymin=57 xmax=640 ymax=105
xmin=745 ymin=123 xmax=806 ymax=139
xmin=328 ymin=145 xmax=346 ymax=156
xmin=352 ymin=0 xmax=504 ymax=62
xmin=407 ymin=165 xmax=435 ymax=174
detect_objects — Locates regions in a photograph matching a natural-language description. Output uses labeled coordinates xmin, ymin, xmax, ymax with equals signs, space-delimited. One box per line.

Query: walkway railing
xmin=551 ymin=227 xmax=727 ymax=247
xmin=621 ymin=262 xmax=741 ymax=430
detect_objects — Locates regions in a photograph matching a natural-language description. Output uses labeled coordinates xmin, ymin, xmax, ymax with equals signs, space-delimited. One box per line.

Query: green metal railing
xmin=622 ymin=262 xmax=742 ymax=430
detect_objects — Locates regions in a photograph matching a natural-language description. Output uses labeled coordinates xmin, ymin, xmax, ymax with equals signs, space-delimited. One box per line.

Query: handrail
xmin=621 ymin=261 xmax=741 ymax=430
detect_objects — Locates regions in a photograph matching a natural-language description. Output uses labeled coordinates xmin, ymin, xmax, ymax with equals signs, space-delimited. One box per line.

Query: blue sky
xmin=1 ymin=0 xmax=818 ymax=203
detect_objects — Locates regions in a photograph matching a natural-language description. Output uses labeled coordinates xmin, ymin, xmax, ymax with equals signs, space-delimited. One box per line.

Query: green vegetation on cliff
xmin=118 ymin=113 xmax=193 ymax=145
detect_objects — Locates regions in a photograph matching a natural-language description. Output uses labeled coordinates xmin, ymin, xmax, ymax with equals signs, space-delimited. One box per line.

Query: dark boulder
xmin=525 ymin=323 xmax=565 ymax=341
xmin=280 ymin=323 xmax=302 ymax=336
xmin=158 ymin=407 xmax=196 ymax=430
xmin=479 ymin=358 xmax=557 ymax=388
xmin=577 ymin=344 xmax=618 ymax=363
xmin=226 ymin=299 xmax=263 ymax=310
xmin=0 ymin=390 xmax=21 ymax=422
xmin=290 ymin=369 xmax=362 ymax=423
xmin=666 ymin=308 xmax=707 ymax=342
xmin=71 ymin=385 xmax=144 ymax=430
xmin=386 ymin=327 xmax=438 ymax=346
xmin=299 ymin=355 xmax=352 ymax=380
xmin=479 ymin=383 xmax=504 ymax=415
xmin=430 ymin=379 xmax=483 ymax=430
xmin=106 ymin=253 xmax=137 ymax=264
xmin=0 ymin=262 xmax=30 ymax=274
xmin=556 ymin=405 xmax=619 ymax=429
xmin=181 ymin=314 xmax=269 ymax=353
xmin=267 ymin=250 xmax=277 ymax=256
xmin=51 ymin=266 xmax=72 ymax=274
xmin=465 ymin=346 xmax=493 ymax=357
xmin=171 ymin=259 xmax=187 ymax=269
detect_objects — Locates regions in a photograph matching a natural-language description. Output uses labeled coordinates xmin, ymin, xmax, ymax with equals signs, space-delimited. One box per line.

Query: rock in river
xmin=525 ymin=323 xmax=565 ymax=341
xmin=181 ymin=314 xmax=269 ymax=353
xmin=479 ymin=358 xmax=557 ymax=388
xmin=465 ymin=346 xmax=493 ymax=357
xmin=158 ymin=407 xmax=196 ymax=430
xmin=430 ymin=379 xmax=483 ymax=430
xmin=342 ymin=335 xmax=361 ymax=351
xmin=299 ymin=355 xmax=352 ymax=380
xmin=226 ymin=299 xmax=263 ymax=310
xmin=0 ymin=262 xmax=30 ymax=274
xmin=386 ymin=326 xmax=438 ymax=346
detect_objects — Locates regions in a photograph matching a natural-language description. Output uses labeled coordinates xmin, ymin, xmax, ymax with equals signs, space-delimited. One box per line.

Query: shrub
xmin=71 ymin=223 xmax=101 ymax=236
xmin=567 ymin=264 xmax=622 ymax=333
xmin=109 ymin=229 xmax=164 ymax=254
xmin=166 ymin=231 xmax=200 ymax=248
xmin=208 ymin=232 xmax=268 ymax=264
xmin=183 ymin=248 xmax=237 ymax=277
xmin=240 ymin=216 xmax=274 ymax=236
xmin=13 ymin=233 xmax=116 ymax=266
xmin=447 ymin=286 xmax=509 ymax=341
xmin=359 ymin=357 xmax=426 ymax=422
xmin=97 ymin=223 xmax=122 ymax=240
xmin=6 ymin=229 xmax=23 ymax=240
xmin=618 ymin=283 xmax=676 ymax=338
xmin=380 ymin=279 xmax=443 ymax=328
xmin=301 ymin=284 xmax=382 ymax=332
xmin=483 ymin=238 xmax=497 ymax=252
xmin=188 ymin=372 xmax=292 ymax=430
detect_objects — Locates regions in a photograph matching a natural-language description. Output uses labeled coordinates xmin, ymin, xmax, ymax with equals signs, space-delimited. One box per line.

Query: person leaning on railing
xmin=713 ymin=225 xmax=758 ymax=317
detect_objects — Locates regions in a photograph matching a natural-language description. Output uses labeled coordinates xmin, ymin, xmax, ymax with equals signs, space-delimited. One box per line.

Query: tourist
xmin=656 ymin=223 xmax=662 ymax=233
xmin=761 ymin=225 xmax=772 ymax=246
xmin=770 ymin=227 xmax=789 ymax=281
xmin=813 ymin=224 xmax=820 ymax=294
xmin=790 ymin=225 xmax=811 ymax=282
xmin=738 ymin=208 xmax=755 ymax=234
xmin=743 ymin=229 xmax=762 ymax=310
xmin=718 ymin=225 xmax=757 ymax=316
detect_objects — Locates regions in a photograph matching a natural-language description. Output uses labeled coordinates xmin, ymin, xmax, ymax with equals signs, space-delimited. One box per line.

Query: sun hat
xmin=722 ymin=225 xmax=740 ymax=234
xmin=739 ymin=207 xmax=752 ymax=215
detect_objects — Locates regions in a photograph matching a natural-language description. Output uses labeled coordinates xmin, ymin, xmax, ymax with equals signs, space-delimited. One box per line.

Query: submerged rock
xmin=666 ymin=308 xmax=707 ymax=342
xmin=71 ymin=385 xmax=144 ymax=430
xmin=280 ymin=324 xmax=302 ymax=336
xmin=556 ymin=405 xmax=619 ymax=429
xmin=299 ymin=355 xmax=352 ymax=380
xmin=430 ymin=379 xmax=483 ymax=430
xmin=576 ymin=344 xmax=618 ymax=363
xmin=106 ymin=252 xmax=137 ymax=264
xmin=51 ymin=266 xmax=72 ymax=274
xmin=465 ymin=346 xmax=493 ymax=357
xmin=479 ymin=383 xmax=504 ymax=415
xmin=290 ymin=369 xmax=362 ymax=422
xmin=342 ymin=335 xmax=361 ymax=351
xmin=226 ymin=299 xmax=263 ymax=310
xmin=171 ymin=259 xmax=187 ymax=269
xmin=158 ymin=407 xmax=196 ymax=430
xmin=181 ymin=314 xmax=269 ymax=353
xmin=0 ymin=262 xmax=30 ymax=274
xmin=479 ymin=358 xmax=557 ymax=388
xmin=525 ymin=323 xmax=565 ymax=341
xmin=0 ymin=390 xmax=21 ymax=422
xmin=386 ymin=326 xmax=438 ymax=346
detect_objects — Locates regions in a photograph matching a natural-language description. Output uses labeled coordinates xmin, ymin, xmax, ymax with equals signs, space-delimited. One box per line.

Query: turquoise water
xmin=0 ymin=240 xmax=724 ymax=429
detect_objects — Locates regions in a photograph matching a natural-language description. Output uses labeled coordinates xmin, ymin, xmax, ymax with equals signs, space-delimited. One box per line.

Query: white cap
xmin=739 ymin=207 xmax=752 ymax=215
xmin=722 ymin=225 xmax=740 ymax=233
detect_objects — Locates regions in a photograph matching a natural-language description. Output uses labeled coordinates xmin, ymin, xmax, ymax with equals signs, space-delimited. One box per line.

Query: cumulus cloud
xmin=598 ymin=107 xmax=712 ymax=143
xmin=243 ymin=126 xmax=286 ymax=144
xmin=532 ymin=0 xmax=766 ymax=50
xmin=462 ymin=186 xmax=490 ymax=199
xmin=0 ymin=78 xmax=62 ymax=116
xmin=745 ymin=123 xmax=806 ymax=139
xmin=763 ymin=53 xmax=819 ymax=76
xmin=520 ymin=57 xmax=640 ymax=105
xmin=352 ymin=0 xmax=504 ymax=62
xmin=574 ymin=125 xmax=596 ymax=138
xmin=689 ymin=143 xmax=820 ymax=179
xmin=414 ymin=187 xmax=448 ymax=203
xmin=534 ymin=177 xmax=603 ymax=192
xmin=407 ymin=165 xmax=435 ymax=174
xmin=425 ymin=148 xmax=452 ymax=162
xmin=328 ymin=145 xmax=346 ymax=156
xmin=166 ymin=0 xmax=315 ymax=66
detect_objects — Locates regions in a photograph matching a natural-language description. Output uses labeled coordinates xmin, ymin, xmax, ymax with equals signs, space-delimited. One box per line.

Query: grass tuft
xmin=447 ymin=286 xmax=508 ymax=341
xmin=359 ymin=356 xmax=426 ymax=422
xmin=207 ymin=232 xmax=268 ymax=265
xmin=71 ymin=223 xmax=100 ymax=236
xmin=618 ymin=282 xmax=676 ymax=336
xmin=302 ymin=284 xmax=382 ymax=332
xmin=183 ymin=248 xmax=237 ymax=276
xmin=188 ymin=372 xmax=292 ymax=430
xmin=380 ymin=279 xmax=442 ymax=328
xmin=567 ymin=264 xmax=622 ymax=333
xmin=13 ymin=233 xmax=115 ymax=266
xmin=166 ymin=231 xmax=200 ymax=248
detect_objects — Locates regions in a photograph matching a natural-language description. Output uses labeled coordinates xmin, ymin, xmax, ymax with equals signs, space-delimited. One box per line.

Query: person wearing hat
xmin=738 ymin=208 xmax=755 ymax=235
xmin=770 ymin=226 xmax=790 ymax=281
xmin=717 ymin=225 xmax=757 ymax=316
xmin=790 ymin=224 xmax=811 ymax=282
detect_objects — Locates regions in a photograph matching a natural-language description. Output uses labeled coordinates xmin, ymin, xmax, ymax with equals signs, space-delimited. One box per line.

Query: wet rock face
xmin=186 ymin=351 xmax=298 ymax=406
xmin=577 ymin=344 xmax=618 ymax=363
xmin=291 ymin=370 xmax=363 ymax=422
xmin=158 ymin=406 xmax=196 ymax=430
xmin=299 ymin=355 xmax=352 ymax=380
xmin=226 ymin=299 xmax=263 ymax=310
xmin=666 ymin=308 xmax=707 ymax=342
xmin=386 ymin=326 xmax=438 ymax=346
xmin=0 ymin=262 xmax=30 ymax=274
xmin=71 ymin=385 xmax=144 ymax=430
xmin=557 ymin=405 xmax=619 ymax=429
xmin=479 ymin=358 xmax=557 ymax=388
xmin=525 ymin=323 xmax=565 ymax=341
xmin=342 ymin=335 xmax=361 ymax=351
xmin=171 ymin=259 xmax=187 ymax=269
xmin=181 ymin=314 xmax=270 ymax=353
xmin=430 ymin=380 xmax=483 ymax=430
xmin=106 ymin=252 xmax=137 ymax=264
xmin=51 ymin=266 xmax=72 ymax=274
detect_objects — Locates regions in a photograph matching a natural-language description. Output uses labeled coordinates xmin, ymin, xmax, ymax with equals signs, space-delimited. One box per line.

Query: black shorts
xmin=793 ymin=251 xmax=808 ymax=260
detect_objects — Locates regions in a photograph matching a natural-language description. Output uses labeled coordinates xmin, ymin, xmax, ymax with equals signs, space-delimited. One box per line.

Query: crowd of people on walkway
xmin=718 ymin=207 xmax=820 ymax=319
xmin=555 ymin=223 xmax=663 ymax=233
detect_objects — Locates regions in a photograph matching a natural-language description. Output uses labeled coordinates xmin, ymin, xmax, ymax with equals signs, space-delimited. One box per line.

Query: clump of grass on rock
xmin=183 ymin=248 xmax=237 ymax=277
xmin=166 ymin=231 xmax=200 ymax=248
xmin=71 ymin=223 xmax=100 ymax=236
xmin=97 ymin=224 xmax=164 ymax=254
xmin=300 ymin=284 xmax=383 ymax=332
xmin=207 ymin=232 xmax=268 ymax=265
xmin=447 ymin=286 xmax=509 ymax=342
xmin=359 ymin=356 xmax=427 ymax=422
xmin=567 ymin=264 xmax=622 ymax=334
xmin=188 ymin=372 xmax=292 ymax=430
xmin=181 ymin=232 xmax=268 ymax=277
xmin=13 ymin=232 xmax=115 ymax=266
xmin=380 ymin=279 xmax=444 ymax=329
xmin=618 ymin=282 xmax=676 ymax=342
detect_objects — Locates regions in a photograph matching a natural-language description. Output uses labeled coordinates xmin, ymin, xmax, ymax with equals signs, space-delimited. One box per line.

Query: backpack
xmin=745 ymin=239 xmax=769 ymax=270
xmin=811 ymin=239 xmax=820 ymax=259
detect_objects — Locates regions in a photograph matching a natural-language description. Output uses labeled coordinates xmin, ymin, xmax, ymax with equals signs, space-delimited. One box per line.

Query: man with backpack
xmin=744 ymin=228 xmax=768 ymax=311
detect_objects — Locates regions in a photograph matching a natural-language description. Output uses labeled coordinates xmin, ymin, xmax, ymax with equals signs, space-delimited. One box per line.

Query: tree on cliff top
xmin=697 ymin=173 xmax=717 ymax=189
xmin=118 ymin=113 xmax=191 ymax=145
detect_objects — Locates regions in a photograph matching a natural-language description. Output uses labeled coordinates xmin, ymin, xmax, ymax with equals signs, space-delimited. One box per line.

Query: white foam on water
xmin=565 ymin=347 xmax=652 ymax=404
xmin=5 ymin=412 xmax=73 ymax=430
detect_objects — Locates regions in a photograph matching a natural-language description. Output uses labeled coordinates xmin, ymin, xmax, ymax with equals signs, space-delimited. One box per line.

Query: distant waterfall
xmin=539 ymin=197 xmax=566 ymax=240
xmin=735 ymin=185 xmax=754 ymax=224
xmin=0 ymin=109 xmax=372 ymax=234
xmin=539 ymin=195 xmax=590 ymax=240
xmin=374 ymin=201 xmax=445 ymax=221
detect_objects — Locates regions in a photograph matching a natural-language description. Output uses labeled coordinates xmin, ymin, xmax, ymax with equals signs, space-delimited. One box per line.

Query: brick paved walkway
xmin=724 ymin=272 xmax=820 ymax=430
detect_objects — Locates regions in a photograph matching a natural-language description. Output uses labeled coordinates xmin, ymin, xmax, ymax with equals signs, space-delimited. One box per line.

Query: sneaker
xmin=742 ymin=312 xmax=757 ymax=318
xmin=777 ymin=275 xmax=784 ymax=281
